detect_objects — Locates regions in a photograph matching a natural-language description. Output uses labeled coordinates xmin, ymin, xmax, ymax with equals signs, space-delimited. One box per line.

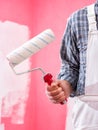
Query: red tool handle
xmin=43 ymin=73 xmax=53 ymax=85
xmin=43 ymin=73 xmax=67 ymax=104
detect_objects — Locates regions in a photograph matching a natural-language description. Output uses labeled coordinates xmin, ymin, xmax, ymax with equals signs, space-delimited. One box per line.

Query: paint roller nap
xmin=6 ymin=29 xmax=55 ymax=67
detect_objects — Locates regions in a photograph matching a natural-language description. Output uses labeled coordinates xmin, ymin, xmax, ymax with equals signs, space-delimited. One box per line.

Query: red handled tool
xmin=6 ymin=29 xmax=67 ymax=104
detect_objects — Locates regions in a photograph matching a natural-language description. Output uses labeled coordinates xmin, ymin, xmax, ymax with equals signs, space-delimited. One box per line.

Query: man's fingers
xmin=46 ymin=90 xmax=66 ymax=103
xmin=46 ymin=82 xmax=59 ymax=91
xmin=47 ymin=87 xmax=63 ymax=96
xmin=51 ymin=91 xmax=65 ymax=100
xmin=50 ymin=96 xmax=66 ymax=104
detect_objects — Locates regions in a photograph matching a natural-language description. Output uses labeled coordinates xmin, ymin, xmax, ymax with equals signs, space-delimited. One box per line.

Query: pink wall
xmin=0 ymin=0 xmax=95 ymax=130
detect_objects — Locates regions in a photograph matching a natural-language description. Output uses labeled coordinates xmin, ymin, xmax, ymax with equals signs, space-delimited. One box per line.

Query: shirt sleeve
xmin=58 ymin=17 xmax=80 ymax=97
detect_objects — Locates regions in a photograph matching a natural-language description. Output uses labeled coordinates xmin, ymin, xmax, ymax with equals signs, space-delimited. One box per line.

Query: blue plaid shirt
xmin=58 ymin=1 xmax=98 ymax=97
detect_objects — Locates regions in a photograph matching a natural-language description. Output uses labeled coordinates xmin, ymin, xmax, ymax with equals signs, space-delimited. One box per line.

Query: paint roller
xmin=6 ymin=29 xmax=67 ymax=104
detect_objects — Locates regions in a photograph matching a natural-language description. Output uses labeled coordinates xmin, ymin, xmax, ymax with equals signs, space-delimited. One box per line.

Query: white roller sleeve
xmin=6 ymin=29 xmax=55 ymax=67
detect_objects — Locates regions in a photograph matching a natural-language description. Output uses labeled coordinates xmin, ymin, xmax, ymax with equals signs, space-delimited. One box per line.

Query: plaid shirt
xmin=58 ymin=1 xmax=98 ymax=97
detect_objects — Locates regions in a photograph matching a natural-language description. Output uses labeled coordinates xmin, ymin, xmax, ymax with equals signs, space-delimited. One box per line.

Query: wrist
xmin=61 ymin=80 xmax=73 ymax=97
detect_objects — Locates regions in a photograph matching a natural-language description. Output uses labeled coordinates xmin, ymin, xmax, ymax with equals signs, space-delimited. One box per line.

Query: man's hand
xmin=46 ymin=80 xmax=72 ymax=104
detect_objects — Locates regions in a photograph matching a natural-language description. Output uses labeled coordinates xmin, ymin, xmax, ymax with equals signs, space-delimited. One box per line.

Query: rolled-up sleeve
xmin=58 ymin=17 xmax=80 ymax=97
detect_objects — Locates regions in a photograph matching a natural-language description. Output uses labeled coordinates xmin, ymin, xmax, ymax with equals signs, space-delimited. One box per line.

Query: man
xmin=46 ymin=1 xmax=98 ymax=130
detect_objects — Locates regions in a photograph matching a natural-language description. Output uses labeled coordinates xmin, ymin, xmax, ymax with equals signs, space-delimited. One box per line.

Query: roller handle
xmin=44 ymin=73 xmax=53 ymax=85
xmin=43 ymin=73 xmax=67 ymax=104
